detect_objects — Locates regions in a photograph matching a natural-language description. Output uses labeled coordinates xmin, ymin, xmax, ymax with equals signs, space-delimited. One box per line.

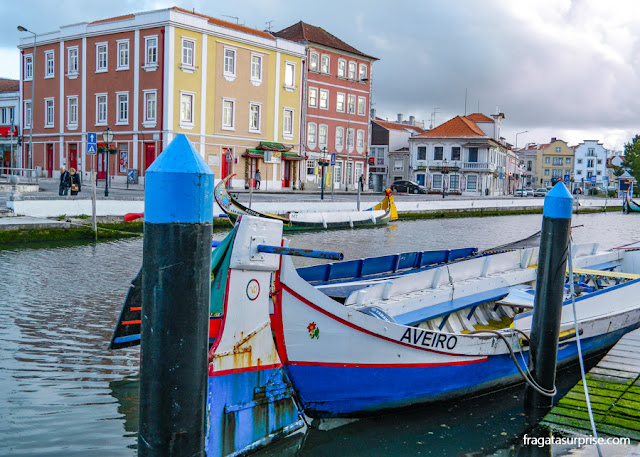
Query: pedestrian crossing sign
xmin=87 ymin=132 xmax=97 ymax=155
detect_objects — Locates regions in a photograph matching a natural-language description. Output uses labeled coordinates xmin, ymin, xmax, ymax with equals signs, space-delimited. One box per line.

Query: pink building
xmin=274 ymin=22 xmax=377 ymax=190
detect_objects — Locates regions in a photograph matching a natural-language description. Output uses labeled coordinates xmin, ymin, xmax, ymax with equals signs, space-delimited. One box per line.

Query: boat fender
xmin=358 ymin=306 xmax=396 ymax=323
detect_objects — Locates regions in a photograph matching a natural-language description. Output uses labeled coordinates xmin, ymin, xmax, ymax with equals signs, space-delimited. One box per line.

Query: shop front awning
xmin=0 ymin=126 xmax=18 ymax=137
xmin=243 ymin=149 xmax=305 ymax=160
xmin=257 ymin=141 xmax=292 ymax=152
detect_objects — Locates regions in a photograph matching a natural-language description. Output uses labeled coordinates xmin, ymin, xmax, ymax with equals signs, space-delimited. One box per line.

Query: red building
xmin=274 ymin=22 xmax=377 ymax=190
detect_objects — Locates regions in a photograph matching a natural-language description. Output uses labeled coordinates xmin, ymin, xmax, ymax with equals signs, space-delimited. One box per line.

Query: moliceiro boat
xmin=623 ymin=191 xmax=640 ymax=213
xmin=214 ymin=175 xmax=398 ymax=230
xmin=221 ymin=216 xmax=640 ymax=418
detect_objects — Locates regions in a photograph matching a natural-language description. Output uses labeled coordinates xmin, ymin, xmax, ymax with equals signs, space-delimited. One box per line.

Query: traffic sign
xmin=330 ymin=153 xmax=336 ymax=166
xmin=590 ymin=176 xmax=596 ymax=184
xmin=87 ymin=132 xmax=97 ymax=155
xmin=564 ymin=174 xmax=570 ymax=182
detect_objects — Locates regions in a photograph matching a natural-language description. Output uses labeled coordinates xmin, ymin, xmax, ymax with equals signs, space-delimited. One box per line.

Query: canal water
xmin=0 ymin=213 xmax=637 ymax=456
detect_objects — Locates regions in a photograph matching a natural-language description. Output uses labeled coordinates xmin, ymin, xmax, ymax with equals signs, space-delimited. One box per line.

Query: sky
xmin=2 ymin=0 xmax=639 ymax=151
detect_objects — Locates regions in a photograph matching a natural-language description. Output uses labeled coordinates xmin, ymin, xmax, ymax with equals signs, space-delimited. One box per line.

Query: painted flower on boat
xmin=307 ymin=322 xmax=320 ymax=339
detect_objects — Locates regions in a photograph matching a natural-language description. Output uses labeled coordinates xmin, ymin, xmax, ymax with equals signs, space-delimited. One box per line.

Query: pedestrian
xmin=69 ymin=168 xmax=81 ymax=196
xmin=59 ymin=167 xmax=70 ymax=196
xmin=358 ymin=174 xmax=364 ymax=191
xmin=255 ymin=169 xmax=261 ymax=189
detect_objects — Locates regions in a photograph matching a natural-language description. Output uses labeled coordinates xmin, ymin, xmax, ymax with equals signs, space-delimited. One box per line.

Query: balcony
xmin=462 ymin=162 xmax=497 ymax=172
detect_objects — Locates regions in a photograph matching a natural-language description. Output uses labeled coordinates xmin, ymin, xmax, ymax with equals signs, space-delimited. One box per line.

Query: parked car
xmin=391 ymin=180 xmax=427 ymax=194
xmin=515 ymin=188 xmax=527 ymax=197
xmin=525 ymin=188 xmax=534 ymax=197
xmin=533 ymin=188 xmax=547 ymax=197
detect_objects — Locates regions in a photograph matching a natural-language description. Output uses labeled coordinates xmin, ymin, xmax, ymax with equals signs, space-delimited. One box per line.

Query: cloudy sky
xmin=2 ymin=0 xmax=638 ymax=151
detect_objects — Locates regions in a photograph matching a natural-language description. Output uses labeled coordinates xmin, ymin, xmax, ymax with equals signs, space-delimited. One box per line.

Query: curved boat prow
xmin=372 ymin=189 xmax=398 ymax=221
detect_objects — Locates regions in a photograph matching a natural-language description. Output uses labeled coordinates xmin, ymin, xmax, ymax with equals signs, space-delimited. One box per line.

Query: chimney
xmin=370 ymin=108 xmax=376 ymax=120
xmin=397 ymin=113 xmax=403 ymax=123
xmin=409 ymin=115 xmax=415 ymax=126
xmin=551 ymin=137 xmax=556 ymax=142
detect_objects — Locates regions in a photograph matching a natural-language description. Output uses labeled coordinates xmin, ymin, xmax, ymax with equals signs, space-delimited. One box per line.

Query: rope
xmin=468 ymin=329 xmax=556 ymax=397
xmin=567 ymin=241 xmax=603 ymax=457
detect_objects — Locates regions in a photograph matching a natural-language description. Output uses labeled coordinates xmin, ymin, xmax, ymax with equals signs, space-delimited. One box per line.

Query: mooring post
xmin=525 ymin=182 xmax=573 ymax=416
xmin=138 ymin=134 xmax=213 ymax=456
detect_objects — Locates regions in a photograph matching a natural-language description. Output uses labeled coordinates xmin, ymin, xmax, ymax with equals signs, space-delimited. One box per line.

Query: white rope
xmin=567 ymin=241 xmax=603 ymax=457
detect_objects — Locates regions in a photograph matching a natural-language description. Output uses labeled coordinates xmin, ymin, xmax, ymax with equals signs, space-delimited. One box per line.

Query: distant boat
xmin=214 ymin=174 xmax=398 ymax=230
xmin=623 ymin=191 xmax=640 ymax=213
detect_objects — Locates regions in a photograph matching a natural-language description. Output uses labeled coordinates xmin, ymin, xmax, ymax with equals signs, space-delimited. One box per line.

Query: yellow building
xmin=167 ymin=8 xmax=306 ymax=189
xmin=535 ymin=138 xmax=574 ymax=188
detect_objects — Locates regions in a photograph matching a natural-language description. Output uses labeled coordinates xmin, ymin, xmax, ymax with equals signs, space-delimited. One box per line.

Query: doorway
xmin=46 ymin=144 xmax=54 ymax=178
xmin=144 ymin=143 xmax=156 ymax=171
xmin=68 ymin=144 xmax=78 ymax=171
xmin=97 ymin=152 xmax=106 ymax=180
xmin=283 ymin=160 xmax=291 ymax=187
xmin=221 ymin=148 xmax=232 ymax=179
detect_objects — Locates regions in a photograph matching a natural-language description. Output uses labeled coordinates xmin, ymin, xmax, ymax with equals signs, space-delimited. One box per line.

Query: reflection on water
xmin=0 ymin=213 xmax=637 ymax=456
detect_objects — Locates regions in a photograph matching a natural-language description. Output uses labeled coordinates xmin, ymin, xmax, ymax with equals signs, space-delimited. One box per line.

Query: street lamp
xmin=102 ymin=127 xmax=114 ymax=197
xmin=515 ymin=130 xmax=528 ymax=149
xmin=345 ymin=77 xmax=369 ymax=191
xmin=18 ymin=25 xmax=36 ymax=175
xmin=441 ymin=158 xmax=449 ymax=199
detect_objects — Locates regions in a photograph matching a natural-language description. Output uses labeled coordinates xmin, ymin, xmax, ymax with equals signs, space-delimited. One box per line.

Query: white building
xmin=0 ymin=79 xmax=20 ymax=171
xmin=408 ymin=113 xmax=508 ymax=196
xmin=573 ymin=140 xmax=608 ymax=187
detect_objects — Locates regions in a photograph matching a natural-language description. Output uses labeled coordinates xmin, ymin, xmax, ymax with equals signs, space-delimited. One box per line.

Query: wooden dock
xmin=541 ymin=328 xmax=640 ymax=440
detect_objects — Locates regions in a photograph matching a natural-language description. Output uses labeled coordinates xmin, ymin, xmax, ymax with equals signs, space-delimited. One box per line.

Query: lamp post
xmin=515 ymin=130 xmax=528 ymax=149
xmin=345 ymin=77 xmax=368 ymax=191
xmin=102 ymin=127 xmax=114 ymax=197
xmin=441 ymin=158 xmax=449 ymax=199
xmin=17 ymin=25 xmax=36 ymax=175
xmin=320 ymin=147 xmax=327 ymax=200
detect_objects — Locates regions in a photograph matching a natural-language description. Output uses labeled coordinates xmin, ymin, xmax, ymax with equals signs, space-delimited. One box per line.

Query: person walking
xmin=255 ymin=169 xmax=261 ymax=189
xmin=358 ymin=174 xmax=364 ymax=192
xmin=59 ymin=167 xmax=70 ymax=196
xmin=69 ymin=168 xmax=81 ymax=196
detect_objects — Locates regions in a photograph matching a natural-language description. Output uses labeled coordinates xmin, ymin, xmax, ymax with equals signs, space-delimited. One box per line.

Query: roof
xmin=373 ymin=119 xmax=425 ymax=135
xmin=465 ymin=113 xmax=494 ymax=123
xmin=274 ymin=21 xmax=377 ymax=60
xmin=0 ymin=78 xmax=19 ymax=93
xmin=414 ymin=115 xmax=487 ymax=138
xmin=91 ymin=8 xmax=274 ymax=40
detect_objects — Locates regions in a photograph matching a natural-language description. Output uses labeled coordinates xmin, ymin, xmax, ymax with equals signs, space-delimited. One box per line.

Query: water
xmin=0 ymin=213 xmax=638 ymax=456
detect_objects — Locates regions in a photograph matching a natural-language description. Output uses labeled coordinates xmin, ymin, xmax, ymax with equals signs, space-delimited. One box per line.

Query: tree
xmin=622 ymin=135 xmax=640 ymax=182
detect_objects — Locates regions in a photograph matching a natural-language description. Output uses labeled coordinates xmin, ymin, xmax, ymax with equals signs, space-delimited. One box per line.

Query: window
xmin=249 ymin=103 xmax=261 ymax=132
xmin=337 ymin=59 xmax=346 ymax=78
xmin=577 ymin=170 xmax=583 ymax=175
xmin=336 ymin=93 xmax=345 ymax=112
xmin=96 ymin=43 xmax=108 ymax=72
xmin=587 ymin=148 xmax=595 ymax=156
xmin=577 ymin=159 xmax=583 ymax=164
xmin=527 ymin=160 xmax=532 ymax=170
xmin=307 ymin=123 xmax=317 ymax=145
xmin=45 ymin=51 xmax=54 ymax=78
xmin=468 ymin=147 xmax=478 ymax=162
xmin=96 ymin=94 xmax=107 ymax=125
xmin=552 ymin=157 xmax=563 ymax=166
xmin=224 ymin=48 xmax=236 ymax=77
xmin=357 ymin=97 xmax=366 ymax=116
xmin=182 ymin=39 xmax=195 ymax=70
xmin=318 ymin=124 xmax=328 ymax=147
xmin=359 ymin=63 xmax=367 ymax=80
xmin=145 ymin=36 xmax=158 ymax=67
xmin=67 ymin=96 xmax=78 ymax=127
xmin=180 ymin=93 xmax=194 ymax=125
xmin=434 ymin=146 xmax=443 ymax=161
xmin=334 ymin=161 xmax=342 ymax=184
xmin=356 ymin=130 xmax=364 ymax=149
xmin=597 ymin=159 xmax=602 ymax=164
xmin=284 ymin=62 xmax=295 ymax=88
xmin=309 ymin=52 xmax=319 ymax=71
xmin=587 ymin=159 xmax=594 ymax=168
xmin=552 ymin=169 xmax=563 ymax=178
xmin=394 ymin=159 xmax=403 ymax=171
xmin=451 ymin=146 xmax=461 ymax=161
xmin=555 ymin=147 xmax=561 ymax=152
xmin=117 ymin=40 xmax=129 ymax=70
xmin=417 ymin=146 xmax=427 ymax=161
xmin=24 ymin=101 xmax=32 ymax=128
xmin=544 ymin=157 xmax=550 ymax=164
xmin=347 ymin=128 xmax=354 ymax=149
xmin=308 ymin=87 xmax=318 ymax=108
xmin=117 ymin=92 xmax=129 ymax=124
xmin=544 ymin=169 xmax=550 ymax=176
xmin=24 ymin=54 xmax=33 ymax=80
xmin=67 ymin=47 xmax=79 ymax=76
xmin=596 ymin=170 xmax=602 ymax=175
xmin=347 ymin=94 xmax=356 ymax=114
xmin=307 ymin=160 xmax=316 ymax=175
xmin=251 ymin=54 xmax=262 ymax=82
xmin=565 ymin=169 xmax=571 ymax=176
xmin=544 ymin=181 xmax=550 ymax=187
xmin=143 ymin=90 xmax=156 ymax=125
xmin=320 ymin=55 xmax=330 ymax=74
xmin=222 ymin=99 xmax=234 ymax=129
xmin=44 ymin=98 xmax=54 ymax=127
xmin=335 ymin=127 xmax=344 ymax=150
xmin=432 ymin=174 xmax=442 ymax=189
xmin=283 ymin=108 xmax=294 ymax=138
xmin=348 ymin=61 xmax=356 ymax=80
xmin=566 ymin=157 xmax=571 ymax=164
xmin=450 ymin=175 xmax=460 ymax=190
xmin=466 ymin=175 xmax=478 ymax=190
xmin=319 ymin=89 xmax=329 ymax=110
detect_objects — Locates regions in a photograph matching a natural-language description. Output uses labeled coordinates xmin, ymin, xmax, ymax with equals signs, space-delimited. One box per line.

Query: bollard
xmin=138 ymin=135 xmax=213 ymax=457
xmin=525 ymin=182 xmax=573 ymax=415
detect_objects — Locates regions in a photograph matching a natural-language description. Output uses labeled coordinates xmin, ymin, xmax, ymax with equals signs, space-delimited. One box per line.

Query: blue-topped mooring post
xmin=525 ymin=182 xmax=573 ymax=416
xmin=138 ymin=134 xmax=213 ymax=456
